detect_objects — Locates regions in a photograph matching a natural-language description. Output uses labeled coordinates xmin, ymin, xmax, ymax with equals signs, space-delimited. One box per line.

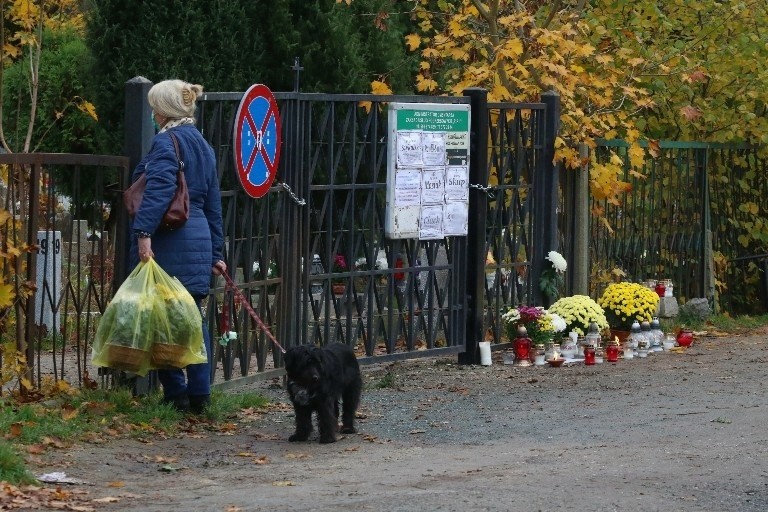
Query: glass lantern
xmin=594 ymin=345 xmax=605 ymax=364
xmin=513 ymin=326 xmax=532 ymax=367
xmin=627 ymin=320 xmax=643 ymax=356
xmin=650 ymin=317 xmax=664 ymax=352
xmin=640 ymin=321 xmax=653 ymax=356
xmin=585 ymin=322 xmax=601 ymax=349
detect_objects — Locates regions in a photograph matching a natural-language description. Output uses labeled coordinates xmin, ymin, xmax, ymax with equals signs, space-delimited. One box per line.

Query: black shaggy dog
xmin=284 ymin=343 xmax=362 ymax=443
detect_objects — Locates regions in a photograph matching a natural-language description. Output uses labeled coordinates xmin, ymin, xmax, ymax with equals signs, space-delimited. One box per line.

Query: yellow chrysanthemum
xmin=598 ymin=282 xmax=659 ymax=330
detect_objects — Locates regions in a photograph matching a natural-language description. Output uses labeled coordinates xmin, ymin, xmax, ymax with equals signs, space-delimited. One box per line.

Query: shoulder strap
xmin=168 ymin=132 xmax=185 ymax=172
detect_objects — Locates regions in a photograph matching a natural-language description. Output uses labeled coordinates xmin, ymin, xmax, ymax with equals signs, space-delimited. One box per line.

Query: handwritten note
xmin=394 ymin=169 xmax=421 ymax=206
xmin=396 ymin=131 xmax=423 ymax=167
xmin=442 ymin=201 xmax=468 ymax=236
xmin=422 ymin=132 xmax=446 ymax=166
xmin=419 ymin=205 xmax=444 ymax=240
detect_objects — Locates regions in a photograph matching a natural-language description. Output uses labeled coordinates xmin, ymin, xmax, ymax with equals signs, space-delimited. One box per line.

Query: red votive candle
xmin=605 ymin=341 xmax=619 ymax=362
xmin=584 ymin=346 xmax=596 ymax=365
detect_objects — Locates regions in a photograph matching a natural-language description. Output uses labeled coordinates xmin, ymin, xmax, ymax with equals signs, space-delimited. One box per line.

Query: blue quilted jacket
xmin=128 ymin=125 xmax=224 ymax=297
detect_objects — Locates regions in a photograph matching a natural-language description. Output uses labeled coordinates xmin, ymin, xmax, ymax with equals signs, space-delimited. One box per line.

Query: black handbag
xmin=123 ymin=131 xmax=189 ymax=231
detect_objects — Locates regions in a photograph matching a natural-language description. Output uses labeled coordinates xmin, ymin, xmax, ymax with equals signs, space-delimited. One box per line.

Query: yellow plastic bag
xmin=92 ymin=259 xmax=206 ymax=376
xmin=148 ymin=261 xmax=206 ymax=370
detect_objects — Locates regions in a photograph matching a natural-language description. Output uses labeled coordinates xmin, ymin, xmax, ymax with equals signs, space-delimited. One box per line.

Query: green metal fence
xmin=589 ymin=140 xmax=768 ymax=313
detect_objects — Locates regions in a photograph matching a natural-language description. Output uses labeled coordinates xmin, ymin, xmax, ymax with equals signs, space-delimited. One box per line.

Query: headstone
xmin=55 ymin=210 xmax=72 ymax=241
xmin=34 ymin=230 xmax=62 ymax=330
xmin=73 ymin=219 xmax=88 ymax=245
xmin=657 ymin=296 xmax=679 ymax=318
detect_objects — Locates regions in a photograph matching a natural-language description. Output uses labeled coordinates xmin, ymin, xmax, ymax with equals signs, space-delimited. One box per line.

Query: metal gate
xmin=124 ymin=85 xmax=481 ymax=384
xmin=0 ymin=153 xmax=130 ymax=390
xmin=120 ymin=81 xmax=559 ymax=387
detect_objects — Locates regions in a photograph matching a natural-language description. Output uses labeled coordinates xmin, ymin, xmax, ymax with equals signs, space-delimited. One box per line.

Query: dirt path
xmin=15 ymin=333 xmax=768 ymax=511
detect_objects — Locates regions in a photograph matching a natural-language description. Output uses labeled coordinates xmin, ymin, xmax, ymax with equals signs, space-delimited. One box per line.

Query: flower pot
xmin=610 ymin=329 xmax=631 ymax=344
xmin=332 ymin=283 xmax=346 ymax=295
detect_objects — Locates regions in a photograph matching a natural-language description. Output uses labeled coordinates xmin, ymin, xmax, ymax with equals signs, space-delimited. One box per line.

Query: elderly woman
xmin=129 ymin=79 xmax=226 ymax=414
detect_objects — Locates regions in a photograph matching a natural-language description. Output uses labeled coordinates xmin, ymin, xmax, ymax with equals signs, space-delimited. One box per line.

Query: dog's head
xmin=284 ymin=345 xmax=326 ymax=405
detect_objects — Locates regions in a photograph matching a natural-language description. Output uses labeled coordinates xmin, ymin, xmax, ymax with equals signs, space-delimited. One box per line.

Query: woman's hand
xmin=212 ymin=260 xmax=226 ymax=276
xmin=138 ymin=237 xmax=154 ymax=262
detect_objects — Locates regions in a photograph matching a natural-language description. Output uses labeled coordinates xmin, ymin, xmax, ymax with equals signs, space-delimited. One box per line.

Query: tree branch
xmin=0 ymin=0 xmax=13 ymax=154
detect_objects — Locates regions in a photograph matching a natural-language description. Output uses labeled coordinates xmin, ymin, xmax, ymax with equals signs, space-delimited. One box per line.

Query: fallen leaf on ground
xmin=27 ymin=444 xmax=45 ymax=455
xmin=285 ymin=453 xmax=312 ymax=459
xmin=250 ymin=432 xmax=281 ymax=441
xmin=61 ymin=405 xmax=79 ymax=421
xmin=271 ymin=481 xmax=295 ymax=487
xmin=8 ymin=422 xmax=23 ymax=438
xmin=42 ymin=437 xmax=68 ymax=449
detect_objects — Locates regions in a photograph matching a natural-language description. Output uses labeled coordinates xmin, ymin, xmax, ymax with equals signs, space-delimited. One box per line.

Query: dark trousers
xmin=157 ymin=298 xmax=212 ymax=398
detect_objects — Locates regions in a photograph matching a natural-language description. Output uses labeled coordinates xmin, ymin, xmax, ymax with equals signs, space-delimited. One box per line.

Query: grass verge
xmin=0 ymin=388 xmax=269 ymax=485
xmin=0 ymin=440 xmax=35 ymax=485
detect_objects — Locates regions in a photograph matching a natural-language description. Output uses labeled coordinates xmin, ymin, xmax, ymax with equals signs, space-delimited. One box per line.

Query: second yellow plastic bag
xmin=149 ymin=260 xmax=206 ymax=370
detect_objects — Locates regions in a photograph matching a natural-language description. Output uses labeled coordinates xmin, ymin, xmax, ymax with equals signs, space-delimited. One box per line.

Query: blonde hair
xmin=148 ymin=79 xmax=203 ymax=119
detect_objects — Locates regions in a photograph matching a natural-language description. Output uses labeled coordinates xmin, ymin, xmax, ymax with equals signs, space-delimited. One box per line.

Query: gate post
xmin=123 ymin=76 xmax=155 ymax=394
xmin=458 ymin=88 xmax=489 ymax=365
xmin=121 ymin=76 xmax=154 ymax=284
xmin=532 ymin=90 xmax=561 ymax=306
xmin=276 ymin=94 xmax=304 ymax=357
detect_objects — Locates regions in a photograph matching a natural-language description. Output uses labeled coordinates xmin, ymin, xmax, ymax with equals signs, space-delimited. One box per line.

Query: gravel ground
xmin=16 ymin=331 xmax=768 ymax=511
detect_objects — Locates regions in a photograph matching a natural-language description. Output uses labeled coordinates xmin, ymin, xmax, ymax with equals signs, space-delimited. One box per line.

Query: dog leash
xmin=220 ymin=269 xmax=286 ymax=354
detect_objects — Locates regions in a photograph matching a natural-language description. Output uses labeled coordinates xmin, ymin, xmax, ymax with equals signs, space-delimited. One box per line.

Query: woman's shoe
xmin=188 ymin=394 xmax=210 ymax=415
xmin=162 ymin=394 xmax=190 ymax=413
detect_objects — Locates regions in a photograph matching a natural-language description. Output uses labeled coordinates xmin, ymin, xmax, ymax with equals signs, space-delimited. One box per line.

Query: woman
xmin=129 ymin=79 xmax=225 ymax=414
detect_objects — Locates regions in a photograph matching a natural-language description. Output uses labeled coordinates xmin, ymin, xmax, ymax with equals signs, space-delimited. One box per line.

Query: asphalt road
xmin=20 ymin=331 xmax=768 ymax=512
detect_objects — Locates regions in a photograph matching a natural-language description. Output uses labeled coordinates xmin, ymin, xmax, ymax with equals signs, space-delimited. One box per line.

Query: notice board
xmin=384 ymin=103 xmax=471 ymax=239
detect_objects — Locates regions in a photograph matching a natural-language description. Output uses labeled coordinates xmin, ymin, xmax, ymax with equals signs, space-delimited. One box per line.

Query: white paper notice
xmin=419 ymin=205 xmax=444 ymax=239
xmin=422 ymin=132 xmax=446 ymax=166
xmin=443 ymin=201 xmax=468 ymax=236
xmin=445 ymin=166 xmax=469 ymax=201
xmin=421 ymin=167 xmax=445 ymax=205
xmin=395 ymin=169 xmax=421 ymax=206
xmin=396 ymin=131 xmax=423 ymax=167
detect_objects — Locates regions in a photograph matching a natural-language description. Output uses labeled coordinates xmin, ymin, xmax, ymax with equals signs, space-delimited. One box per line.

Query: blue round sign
xmin=233 ymin=84 xmax=282 ymax=198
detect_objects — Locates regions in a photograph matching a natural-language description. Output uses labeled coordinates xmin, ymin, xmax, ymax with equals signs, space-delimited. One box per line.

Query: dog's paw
xmin=339 ymin=426 xmax=356 ymax=434
xmin=289 ymin=434 xmax=308 ymax=442
xmin=318 ymin=435 xmax=337 ymax=444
